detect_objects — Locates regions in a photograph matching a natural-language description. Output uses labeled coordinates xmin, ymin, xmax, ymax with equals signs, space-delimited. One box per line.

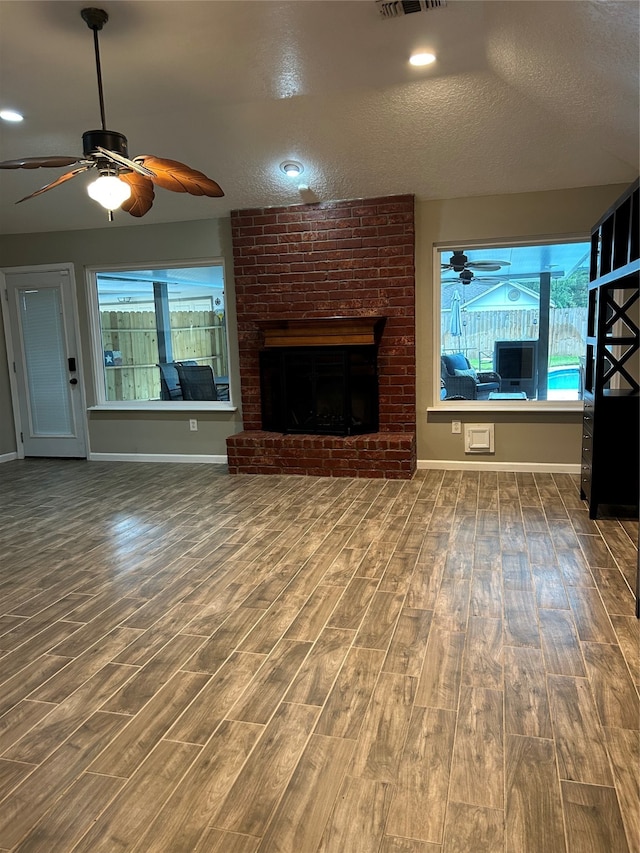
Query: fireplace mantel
xmin=257 ymin=316 xmax=386 ymax=348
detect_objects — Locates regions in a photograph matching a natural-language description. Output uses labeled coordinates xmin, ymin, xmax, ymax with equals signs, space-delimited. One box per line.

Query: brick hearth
xmin=227 ymin=431 xmax=416 ymax=479
xmin=227 ymin=194 xmax=416 ymax=478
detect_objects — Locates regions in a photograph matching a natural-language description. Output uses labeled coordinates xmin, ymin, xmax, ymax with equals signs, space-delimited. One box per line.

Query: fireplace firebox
xmin=261 ymin=346 xmax=378 ymax=436
xmin=257 ymin=316 xmax=386 ymax=437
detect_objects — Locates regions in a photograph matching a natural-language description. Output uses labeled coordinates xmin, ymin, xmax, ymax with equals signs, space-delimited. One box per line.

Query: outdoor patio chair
xmin=157 ymin=362 xmax=183 ymax=401
xmin=157 ymin=361 xmax=199 ymax=400
xmin=441 ymin=353 xmax=501 ymax=400
xmin=175 ymin=363 xmax=219 ymax=401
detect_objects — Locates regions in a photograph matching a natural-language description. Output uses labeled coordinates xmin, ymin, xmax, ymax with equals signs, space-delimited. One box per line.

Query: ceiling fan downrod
xmin=81 ymin=8 xmax=109 ymax=132
xmin=79 ymin=9 xmax=130 ymax=162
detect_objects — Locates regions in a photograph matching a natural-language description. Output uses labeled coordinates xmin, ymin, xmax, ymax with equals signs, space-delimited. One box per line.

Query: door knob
xmin=69 ymin=377 xmax=78 ymax=385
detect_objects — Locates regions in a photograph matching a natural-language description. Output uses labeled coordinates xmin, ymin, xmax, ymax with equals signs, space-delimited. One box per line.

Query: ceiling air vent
xmin=376 ymin=0 xmax=447 ymax=18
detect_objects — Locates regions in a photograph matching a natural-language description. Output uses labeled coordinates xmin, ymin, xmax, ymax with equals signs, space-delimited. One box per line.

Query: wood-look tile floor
xmin=0 ymin=460 xmax=638 ymax=853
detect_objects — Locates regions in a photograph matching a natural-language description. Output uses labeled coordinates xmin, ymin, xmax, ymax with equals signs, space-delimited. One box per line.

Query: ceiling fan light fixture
xmin=280 ymin=161 xmax=303 ymax=178
xmin=0 ymin=109 xmax=24 ymax=122
xmin=409 ymin=52 xmax=436 ymax=67
xmin=87 ymin=174 xmax=131 ymax=210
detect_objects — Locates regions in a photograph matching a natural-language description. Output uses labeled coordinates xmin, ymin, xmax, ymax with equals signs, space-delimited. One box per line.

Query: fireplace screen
xmin=260 ymin=345 xmax=379 ymax=436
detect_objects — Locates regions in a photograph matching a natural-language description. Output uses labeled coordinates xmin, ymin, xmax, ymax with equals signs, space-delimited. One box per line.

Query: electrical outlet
xmin=189 ymin=419 xmax=198 ymax=431
xmin=452 ymin=420 xmax=461 ymax=434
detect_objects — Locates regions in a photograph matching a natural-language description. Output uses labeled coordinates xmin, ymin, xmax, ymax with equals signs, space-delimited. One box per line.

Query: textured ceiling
xmin=0 ymin=0 xmax=638 ymax=234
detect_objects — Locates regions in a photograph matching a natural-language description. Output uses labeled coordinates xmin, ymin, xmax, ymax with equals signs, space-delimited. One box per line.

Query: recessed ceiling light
xmin=0 ymin=109 xmax=24 ymax=122
xmin=280 ymin=161 xmax=304 ymax=178
xmin=409 ymin=52 xmax=436 ymax=67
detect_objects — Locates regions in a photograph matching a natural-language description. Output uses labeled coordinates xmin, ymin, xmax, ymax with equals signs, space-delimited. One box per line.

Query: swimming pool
xmin=548 ymin=367 xmax=580 ymax=391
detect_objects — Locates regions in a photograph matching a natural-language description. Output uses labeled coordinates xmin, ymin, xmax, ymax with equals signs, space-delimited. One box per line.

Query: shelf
xmin=588 ymin=259 xmax=640 ymax=289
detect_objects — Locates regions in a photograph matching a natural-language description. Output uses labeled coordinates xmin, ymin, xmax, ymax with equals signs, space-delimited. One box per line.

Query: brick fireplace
xmin=226 ymin=194 xmax=416 ymax=478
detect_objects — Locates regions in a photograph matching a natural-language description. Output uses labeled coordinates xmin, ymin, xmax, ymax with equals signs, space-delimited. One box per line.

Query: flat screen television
xmin=494 ymin=340 xmax=538 ymax=398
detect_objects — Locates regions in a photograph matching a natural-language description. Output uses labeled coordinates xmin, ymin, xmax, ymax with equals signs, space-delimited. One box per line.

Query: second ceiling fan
xmin=441 ymin=250 xmax=510 ymax=274
xmin=443 ymin=269 xmax=501 ymax=285
xmin=0 ymin=7 xmax=224 ymax=219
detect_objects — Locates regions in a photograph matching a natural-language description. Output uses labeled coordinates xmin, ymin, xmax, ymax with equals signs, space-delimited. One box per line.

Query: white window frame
xmin=86 ymin=258 xmax=236 ymax=411
xmin=430 ymin=235 xmax=589 ymax=413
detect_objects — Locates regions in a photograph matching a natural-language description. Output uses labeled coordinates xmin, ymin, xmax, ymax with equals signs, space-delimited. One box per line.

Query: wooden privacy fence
xmin=101 ymin=309 xmax=228 ymax=401
xmin=442 ymin=307 xmax=587 ymax=366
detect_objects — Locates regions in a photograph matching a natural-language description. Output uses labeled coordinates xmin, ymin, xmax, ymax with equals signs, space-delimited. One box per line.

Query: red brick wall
xmin=228 ymin=194 xmax=417 ymax=477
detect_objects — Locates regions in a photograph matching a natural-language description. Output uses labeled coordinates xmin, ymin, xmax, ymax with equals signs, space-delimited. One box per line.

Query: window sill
xmin=428 ymin=400 xmax=584 ymax=414
xmin=88 ymin=402 xmax=238 ymax=413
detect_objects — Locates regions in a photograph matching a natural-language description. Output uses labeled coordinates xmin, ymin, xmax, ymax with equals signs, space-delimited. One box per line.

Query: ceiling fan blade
xmin=444 ymin=274 xmax=501 ymax=284
xmin=119 ymin=172 xmax=155 ymax=218
xmin=134 ymin=156 xmax=224 ymax=197
xmin=465 ymin=263 xmax=502 ymax=272
xmin=95 ymin=147 xmax=156 ymax=177
xmin=0 ymin=156 xmax=85 ymax=170
xmin=467 ymin=260 xmax=511 ymax=269
xmin=15 ymin=165 xmax=93 ymax=203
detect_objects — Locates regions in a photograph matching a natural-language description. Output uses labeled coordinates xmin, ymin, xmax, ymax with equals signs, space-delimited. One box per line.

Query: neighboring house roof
xmin=441 ymin=280 xmax=556 ymax=311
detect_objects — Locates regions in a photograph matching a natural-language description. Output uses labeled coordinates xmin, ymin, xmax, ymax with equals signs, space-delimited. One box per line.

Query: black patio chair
xmin=157 ymin=360 xmax=200 ymax=400
xmin=175 ymin=363 xmax=219 ymax=401
xmin=157 ymin=362 xmax=183 ymax=401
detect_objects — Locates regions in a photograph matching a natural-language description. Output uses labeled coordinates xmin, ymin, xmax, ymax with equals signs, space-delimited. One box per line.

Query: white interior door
xmin=2 ymin=265 xmax=87 ymax=458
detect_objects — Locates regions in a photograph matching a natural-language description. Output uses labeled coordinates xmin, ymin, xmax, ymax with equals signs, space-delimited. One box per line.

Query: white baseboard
xmin=418 ymin=459 xmax=581 ymax=474
xmin=88 ymin=453 xmax=228 ymax=465
xmin=6 ymin=450 xmax=578 ymax=475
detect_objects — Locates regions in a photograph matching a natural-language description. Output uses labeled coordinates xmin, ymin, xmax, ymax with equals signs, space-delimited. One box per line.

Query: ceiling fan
xmin=0 ymin=7 xmax=224 ymax=220
xmin=443 ymin=269 xmax=502 ymax=285
xmin=441 ymin=250 xmax=510 ymax=274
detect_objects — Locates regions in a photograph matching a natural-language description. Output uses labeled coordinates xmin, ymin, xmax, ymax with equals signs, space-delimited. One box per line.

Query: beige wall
xmin=0 ymin=182 xmax=631 ymax=467
xmin=414 ymin=182 xmax=630 ymax=466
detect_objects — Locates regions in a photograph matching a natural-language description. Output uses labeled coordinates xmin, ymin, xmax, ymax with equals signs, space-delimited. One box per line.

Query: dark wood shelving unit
xmin=581 ymin=178 xmax=639 ymax=515
xmin=581 ymin=179 xmax=639 ymax=614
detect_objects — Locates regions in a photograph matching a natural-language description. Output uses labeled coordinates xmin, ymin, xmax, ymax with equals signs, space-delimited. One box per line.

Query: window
xmin=437 ymin=240 xmax=590 ymax=405
xmin=88 ymin=262 xmax=230 ymax=405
